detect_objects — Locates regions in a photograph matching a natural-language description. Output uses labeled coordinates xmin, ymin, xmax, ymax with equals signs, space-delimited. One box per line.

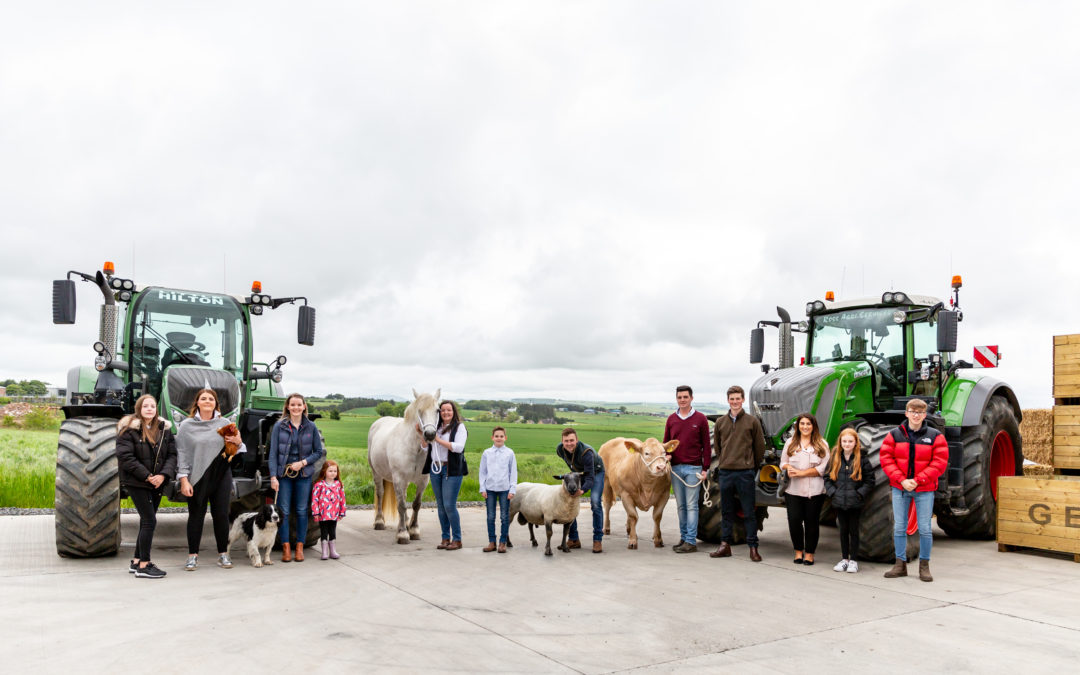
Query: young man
xmin=479 ymin=427 xmax=517 ymax=553
xmin=556 ymin=428 xmax=604 ymax=553
xmin=663 ymin=385 xmax=711 ymax=553
xmin=879 ymin=398 xmax=948 ymax=582
xmin=710 ymin=385 xmax=766 ymax=562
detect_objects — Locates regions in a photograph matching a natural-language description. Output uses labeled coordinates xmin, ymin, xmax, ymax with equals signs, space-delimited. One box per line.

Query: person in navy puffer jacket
xmin=269 ymin=393 xmax=325 ymax=562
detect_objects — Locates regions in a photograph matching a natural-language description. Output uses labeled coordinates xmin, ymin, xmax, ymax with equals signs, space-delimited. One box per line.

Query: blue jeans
xmin=671 ymin=464 xmax=702 ymax=544
xmin=430 ymin=471 xmax=463 ymax=541
xmin=719 ymin=468 xmax=759 ymax=547
xmin=892 ymin=487 xmax=935 ymax=561
xmin=568 ymin=469 xmax=604 ymax=542
xmin=486 ymin=491 xmax=511 ymax=543
xmin=278 ymin=475 xmax=312 ymax=545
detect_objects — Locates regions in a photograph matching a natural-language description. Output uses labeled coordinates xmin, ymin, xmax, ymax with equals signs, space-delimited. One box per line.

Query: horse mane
xmin=404 ymin=392 xmax=436 ymax=422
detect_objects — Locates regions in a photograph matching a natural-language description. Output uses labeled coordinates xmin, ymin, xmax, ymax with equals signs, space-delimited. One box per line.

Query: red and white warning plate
xmin=974 ymin=345 xmax=999 ymax=368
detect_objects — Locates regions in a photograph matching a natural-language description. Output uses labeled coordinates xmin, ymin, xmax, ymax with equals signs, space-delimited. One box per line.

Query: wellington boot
xmin=328 ymin=540 xmax=340 ymax=559
xmin=883 ymin=558 xmax=907 ymax=578
xmin=295 ymin=543 xmax=305 ymax=562
xmin=320 ymin=540 xmax=329 ymax=560
xmin=281 ymin=543 xmax=292 ymax=563
xmin=919 ymin=559 xmax=933 ymax=582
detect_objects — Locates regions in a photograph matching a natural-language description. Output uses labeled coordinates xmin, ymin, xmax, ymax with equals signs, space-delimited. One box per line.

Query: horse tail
xmin=381 ymin=479 xmax=398 ymax=515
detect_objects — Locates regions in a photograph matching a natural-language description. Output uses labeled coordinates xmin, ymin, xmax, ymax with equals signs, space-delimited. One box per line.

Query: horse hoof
xmin=531 ymin=542 xmax=538 ymax=547
xmin=409 ymin=533 xmax=420 ymax=540
xmin=628 ymin=542 xmax=637 ymax=550
xmin=545 ymin=550 xmax=553 ymax=556
xmin=373 ymin=523 xmax=386 ymax=531
xmin=396 ymin=536 xmax=410 ymax=545
xmin=654 ymin=540 xmax=664 ymax=548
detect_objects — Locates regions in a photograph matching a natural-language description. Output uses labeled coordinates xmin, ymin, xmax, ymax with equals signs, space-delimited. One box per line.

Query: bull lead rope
xmin=639 ymin=453 xmax=713 ymax=508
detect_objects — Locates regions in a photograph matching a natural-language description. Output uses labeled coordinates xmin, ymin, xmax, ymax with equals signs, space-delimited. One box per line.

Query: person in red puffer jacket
xmin=878 ymin=398 xmax=948 ymax=582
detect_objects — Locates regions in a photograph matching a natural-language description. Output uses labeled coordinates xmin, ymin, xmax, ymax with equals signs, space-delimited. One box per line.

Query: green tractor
xmin=698 ymin=277 xmax=1023 ymax=561
xmin=51 ymin=262 xmax=318 ymax=557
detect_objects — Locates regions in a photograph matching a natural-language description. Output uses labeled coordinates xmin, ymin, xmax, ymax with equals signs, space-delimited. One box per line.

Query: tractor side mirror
xmin=750 ymin=327 xmax=764 ymax=364
xmin=53 ymin=280 xmax=76 ymax=324
xmin=936 ymin=310 xmax=958 ymax=353
xmin=298 ymin=305 xmax=316 ymax=346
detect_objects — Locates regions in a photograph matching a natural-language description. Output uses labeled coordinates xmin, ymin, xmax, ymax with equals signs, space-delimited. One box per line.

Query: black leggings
xmin=786 ymin=494 xmax=825 ymax=554
xmin=186 ymin=462 xmax=232 ymax=555
xmin=836 ymin=507 xmax=863 ymax=560
xmin=319 ymin=521 xmax=337 ymax=541
xmin=128 ymin=486 xmax=162 ymax=562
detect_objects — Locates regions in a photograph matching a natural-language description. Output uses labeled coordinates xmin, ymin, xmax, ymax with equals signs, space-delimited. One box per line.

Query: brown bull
xmin=600 ymin=437 xmax=677 ymax=549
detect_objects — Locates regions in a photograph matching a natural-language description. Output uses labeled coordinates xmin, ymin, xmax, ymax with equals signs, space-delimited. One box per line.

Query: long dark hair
xmin=438 ymin=400 xmax=461 ymax=434
xmin=787 ymin=413 xmax=828 ymax=458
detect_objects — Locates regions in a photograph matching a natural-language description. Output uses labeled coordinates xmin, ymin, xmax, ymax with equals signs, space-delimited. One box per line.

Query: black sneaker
xmin=128 ymin=560 xmax=137 ymax=574
xmin=135 ymin=563 xmax=166 ymax=579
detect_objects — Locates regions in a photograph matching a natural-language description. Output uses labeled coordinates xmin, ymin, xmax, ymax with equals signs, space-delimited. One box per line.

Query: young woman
xmin=824 ymin=428 xmax=875 ymax=573
xmin=116 ymin=394 xmax=177 ymax=579
xmin=269 ymin=393 xmax=325 ymax=562
xmin=176 ymin=388 xmax=245 ymax=571
xmin=423 ymin=400 xmax=468 ymax=550
xmin=780 ymin=413 xmax=831 ymax=565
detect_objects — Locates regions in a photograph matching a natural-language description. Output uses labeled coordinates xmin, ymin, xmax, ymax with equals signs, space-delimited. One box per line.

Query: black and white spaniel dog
xmin=228 ymin=504 xmax=284 ymax=567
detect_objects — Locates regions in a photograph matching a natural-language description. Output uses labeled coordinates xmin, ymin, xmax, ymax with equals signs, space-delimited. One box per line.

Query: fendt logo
xmin=156 ymin=290 xmax=225 ymax=305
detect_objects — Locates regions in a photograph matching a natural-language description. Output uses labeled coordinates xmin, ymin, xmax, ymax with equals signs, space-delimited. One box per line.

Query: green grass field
xmin=0 ymin=410 xmax=671 ymax=508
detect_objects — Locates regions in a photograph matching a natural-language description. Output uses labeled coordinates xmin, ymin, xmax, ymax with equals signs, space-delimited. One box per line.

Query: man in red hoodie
xmin=878 ymin=397 xmax=948 ymax=582
xmin=663 ymin=385 xmax=711 ymax=553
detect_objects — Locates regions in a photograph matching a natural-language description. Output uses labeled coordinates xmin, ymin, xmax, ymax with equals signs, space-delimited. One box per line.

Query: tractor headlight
xmin=118 ymin=290 xmax=132 ymax=302
xmin=893 ymin=292 xmax=909 ymax=304
xmin=271 ymin=369 xmax=283 ymax=383
xmin=121 ymin=279 xmax=134 ymax=290
xmin=93 ymin=341 xmax=106 ymax=354
xmin=94 ymin=355 xmax=107 ymax=371
xmin=882 ymin=292 xmax=895 ymax=303
xmin=806 ymin=302 xmax=815 ymax=315
xmin=250 ymin=305 xmax=263 ymax=315
xmin=893 ymin=310 xmax=906 ymax=324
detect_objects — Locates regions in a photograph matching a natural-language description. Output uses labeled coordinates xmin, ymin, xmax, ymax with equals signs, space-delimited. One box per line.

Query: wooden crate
xmin=1054 ymin=405 xmax=1080 ymax=470
xmin=1053 ymin=335 xmax=1080 ymax=400
xmin=997 ymin=475 xmax=1080 ymax=561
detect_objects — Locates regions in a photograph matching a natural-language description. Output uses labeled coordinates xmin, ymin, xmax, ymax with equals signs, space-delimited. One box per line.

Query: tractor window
xmin=128 ymin=289 xmax=247 ymax=398
xmin=809 ymin=308 xmax=906 ymax=410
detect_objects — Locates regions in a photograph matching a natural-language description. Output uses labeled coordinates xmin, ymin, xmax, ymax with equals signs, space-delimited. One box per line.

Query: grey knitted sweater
xmin=176 ymin=412 xmax=247 ymax=485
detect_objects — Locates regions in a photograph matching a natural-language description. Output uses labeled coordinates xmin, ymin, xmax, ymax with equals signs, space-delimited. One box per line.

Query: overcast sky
xmin=1 ymin=2 xmax=1077 ymax=408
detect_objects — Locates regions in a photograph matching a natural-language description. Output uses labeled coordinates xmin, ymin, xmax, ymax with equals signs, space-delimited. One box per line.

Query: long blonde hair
xmin=827 ymin=428 xmax=864 ymax=482
xmin=133 ymin=393 xmax=160 ymax=444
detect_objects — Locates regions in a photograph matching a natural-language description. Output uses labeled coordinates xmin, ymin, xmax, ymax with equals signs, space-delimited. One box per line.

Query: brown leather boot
xmin=883 ymin=558 xmax=907 ymax=578
xmin=436 ymin=539 xmax=450 ymax=550
xmin=709 ymin=542 xmax=732 ymax=558
xmin=567 ymin=540 xmax=581 ymax=549
xmin=919 ymin=559 xmax=933 ymax=582
xmin=497 ymin=542 xmax=507 ymax=553
xmin=295 ymin=543 xmax=305 ymax=562
xmin=281 ymin=543 xmax=292 ymax=563
xmin=593 ymin=541 xmax=603 ymax=554
xmin=483 ymin=542 xmax=497 ymax=552
xmin=749 ymin=546 xmax=762 ymax=562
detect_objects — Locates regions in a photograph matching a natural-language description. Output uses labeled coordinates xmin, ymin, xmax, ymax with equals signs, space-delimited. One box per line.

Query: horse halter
xmin=417 ymin=411 xmax=443 ymax=474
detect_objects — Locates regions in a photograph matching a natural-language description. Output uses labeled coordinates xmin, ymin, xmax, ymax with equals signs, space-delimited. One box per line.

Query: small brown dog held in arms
xmin=217 ymin=423 xmax=240 ymax=461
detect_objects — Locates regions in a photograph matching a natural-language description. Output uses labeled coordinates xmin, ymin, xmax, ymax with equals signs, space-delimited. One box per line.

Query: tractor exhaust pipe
xmin=777 ymin=307 xmax=794 ymax=369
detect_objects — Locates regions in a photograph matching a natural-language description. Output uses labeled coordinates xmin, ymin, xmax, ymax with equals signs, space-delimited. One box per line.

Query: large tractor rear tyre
xmin=55 ymin=417 xmax=121 ymax=558
xmin=696 ymin=484 xmax=768 ymax=545
xmin=936 ymin=396 xmax=1022 ymax=540
xmin=855 ymin=424 xmax=898 ymax=562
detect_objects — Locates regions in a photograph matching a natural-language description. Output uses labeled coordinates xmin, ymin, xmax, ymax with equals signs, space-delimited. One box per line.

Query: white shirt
xmin=430 ymin=422 xmax=467 ymax=463
xmin=676 ymin=407 xmax=697 ymax=420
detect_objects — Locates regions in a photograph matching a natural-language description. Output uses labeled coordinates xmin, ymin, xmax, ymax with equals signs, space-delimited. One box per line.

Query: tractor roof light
xmin=103 ymin=261 xmax=115 ymax=276
xmin=118 ymin=290 xmax=132 ymax=302
xmin=806 ymin=300 xmax=826 ymax=315
xmin=882 ymin=291 xmax=910 ymax=305
xmin=825 ymin=291 xmax=835 ymax=301
xmin=952 ymin=275 xmax=963 ymax=289
xmin=93 ymin=341 xmax=106 ymax=354
xmin=252 ymin=281 xmax=262 ymax=294
xmin=250 ymin=304 xmax=263 ymax=315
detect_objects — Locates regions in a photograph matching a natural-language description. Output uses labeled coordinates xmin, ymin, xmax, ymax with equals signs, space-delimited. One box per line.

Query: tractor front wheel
xmin=54 ymin=417 xmax=121 ymax=557
xmin=936 ymin=396 xmax=1022 ymax=539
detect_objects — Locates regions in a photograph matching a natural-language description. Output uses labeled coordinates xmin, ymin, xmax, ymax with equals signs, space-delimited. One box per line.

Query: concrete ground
xmin=2 ymin=502 xmax=1079 ymax=674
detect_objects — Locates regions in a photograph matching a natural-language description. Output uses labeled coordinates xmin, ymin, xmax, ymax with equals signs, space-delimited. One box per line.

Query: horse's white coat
xmin=367 ymin=389 xmax=441 ymax=544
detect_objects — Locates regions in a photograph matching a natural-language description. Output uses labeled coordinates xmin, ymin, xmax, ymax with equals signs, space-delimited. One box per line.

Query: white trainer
xmin=833 ymin=559 xmax=848 ymax=572
xmin=846 ymin=560 xmax=860 ymax=573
